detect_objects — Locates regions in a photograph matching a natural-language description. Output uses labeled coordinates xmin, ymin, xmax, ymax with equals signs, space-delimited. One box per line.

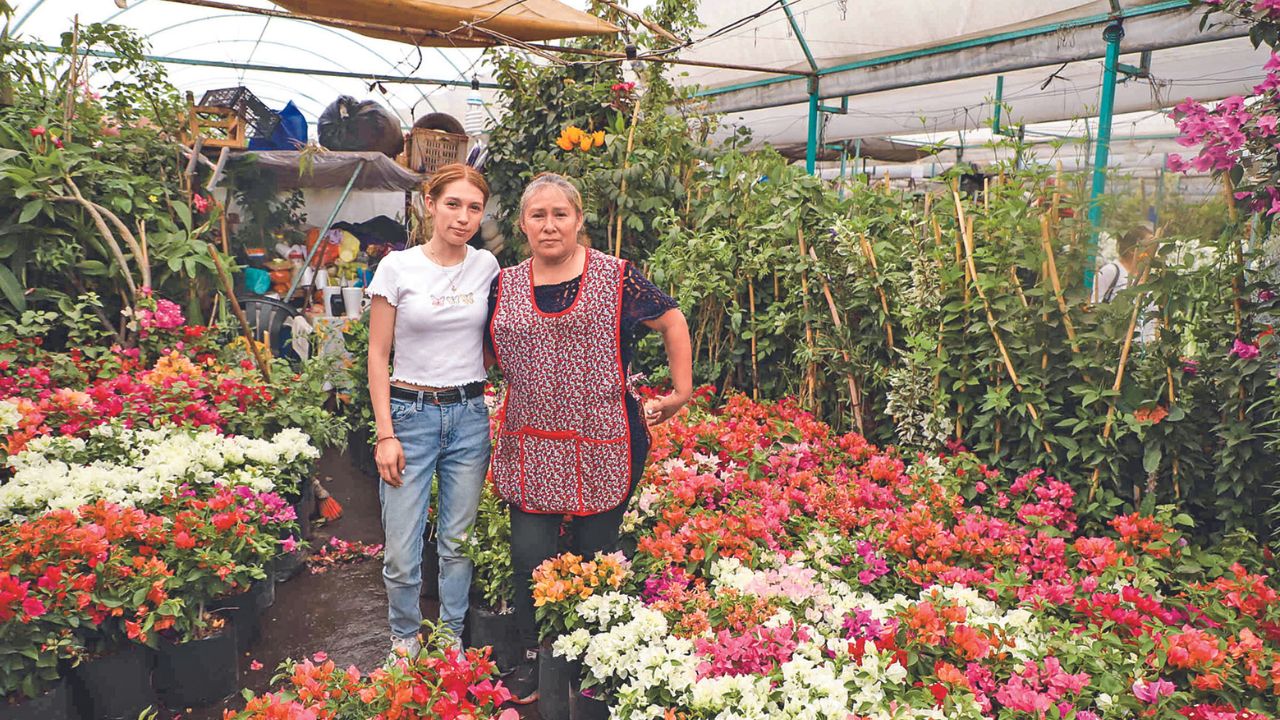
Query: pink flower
xmin=1258 ymin=115 xmax=1279 ymax=136
xmin=250 ymin=659 xmax=264 ymax=671
xmin=21 ymin=597 xmax=46 ymax=619
xmin=1132 ymin=677 xmax=1176 ymax=703
xmin=29 ymin=126 xmax=45 ymax=137
xmin=280 ymin=536 xmax=298 ymax=553
xmin=191 ymin=193 xmax=210 ymax=213
xmin=1229 ymin=339 xmax=1260 ymax=360
xmin=312 ymin=651 xmax=328 ymax=663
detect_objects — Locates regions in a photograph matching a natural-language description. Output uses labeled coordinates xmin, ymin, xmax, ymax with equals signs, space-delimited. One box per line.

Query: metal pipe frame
xmin=1084 ymin=22 xmax=1126 ymax=292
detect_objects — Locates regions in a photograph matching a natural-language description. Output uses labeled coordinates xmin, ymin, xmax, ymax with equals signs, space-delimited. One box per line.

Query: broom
xmin=314 ymin=479 xmax=343 ymax=521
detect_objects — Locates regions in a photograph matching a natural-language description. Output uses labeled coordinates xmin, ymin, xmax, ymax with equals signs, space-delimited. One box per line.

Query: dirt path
xmin=184 ymin=449 xmax=541 ymax=719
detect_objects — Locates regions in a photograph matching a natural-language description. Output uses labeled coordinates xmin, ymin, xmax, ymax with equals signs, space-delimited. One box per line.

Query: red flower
xmin=30 ymin=125 xmax=45 ymax=137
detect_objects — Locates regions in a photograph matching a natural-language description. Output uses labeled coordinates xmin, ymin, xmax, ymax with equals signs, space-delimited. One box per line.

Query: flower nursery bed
xmin=529 ymin=395 xmax=1279 ymax=720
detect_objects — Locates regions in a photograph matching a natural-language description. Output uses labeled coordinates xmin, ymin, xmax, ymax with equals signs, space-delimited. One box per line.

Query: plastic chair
xmin=237 ymin=296 xmax=300 ymax=358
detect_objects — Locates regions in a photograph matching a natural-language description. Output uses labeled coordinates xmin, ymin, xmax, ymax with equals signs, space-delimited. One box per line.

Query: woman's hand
xmin=376 ymin=438 xmax=406 ymax=487
xmin=644 ymin=394 xmax=687 ymax=426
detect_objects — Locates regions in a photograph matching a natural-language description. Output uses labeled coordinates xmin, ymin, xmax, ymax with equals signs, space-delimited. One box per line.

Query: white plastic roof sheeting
xmin=11 ymin=0 xmax=496 ymax=132
xmin=674 ymin=0 xmax=1262 ymax=164
xmin=9 ymin=1 xmax=1270 ymax=171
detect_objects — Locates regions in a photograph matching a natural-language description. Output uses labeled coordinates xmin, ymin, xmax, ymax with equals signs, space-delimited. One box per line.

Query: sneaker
xmin=502 ymin=649 xmax=539 ymax=705
xmin=388 ymin=634 xmax=421 ymax=662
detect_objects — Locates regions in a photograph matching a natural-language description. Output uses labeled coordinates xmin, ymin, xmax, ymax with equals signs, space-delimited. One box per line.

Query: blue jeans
xmin=380 ymin=393 xmax=490 ymax=640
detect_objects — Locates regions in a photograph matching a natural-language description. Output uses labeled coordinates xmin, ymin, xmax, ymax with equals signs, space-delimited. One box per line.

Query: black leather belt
xmin=390 ymin=381 xmax=485 ymax=405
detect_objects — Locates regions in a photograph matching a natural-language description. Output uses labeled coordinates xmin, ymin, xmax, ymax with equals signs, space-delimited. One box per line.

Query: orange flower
xmin=591 ymin=130 xmax=606 ymax=148
xmin=1134 ymin=405 xmax=1169 ymax=424
xmin=556 ymin=125 xmax=585 ymax=151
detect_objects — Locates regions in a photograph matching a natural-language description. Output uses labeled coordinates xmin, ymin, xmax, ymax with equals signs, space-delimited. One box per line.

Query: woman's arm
xmin=367 ymin=296 xmax=405 ymax=486
xmin=641 ymin=307 xmax=693 ymax=425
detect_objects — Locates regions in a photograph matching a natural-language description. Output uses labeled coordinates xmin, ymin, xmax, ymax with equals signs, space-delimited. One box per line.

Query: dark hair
xmin=426 ymin=163 xmax=489 ymax=205
xmin=1118 ymin=226 xmax=1154 ymax=257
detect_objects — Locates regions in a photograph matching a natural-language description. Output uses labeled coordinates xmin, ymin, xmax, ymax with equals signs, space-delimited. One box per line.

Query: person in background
xmin=486 ymin=172 xmax=693 ymax=704
xmin=366 ymin=163 xmax=500 ymax=658
xmin=1092 ymin=225 xmax=1159 ymax=343
xmin=1093 ymin=226 xmax=1156 ymax=304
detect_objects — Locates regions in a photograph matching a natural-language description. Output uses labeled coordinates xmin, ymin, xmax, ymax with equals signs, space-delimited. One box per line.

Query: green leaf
xmin=76 ymin=260 xmax=108 ymax=276
xmin=0 ymin=264 xmax=26 ymax=313
xmin=18 ymin=199 xmax=43 ymax=224
xmin=172 ymin=202 xmax=192 ymax=231
xmin=1142 ymin=443 xmax=1162 ymax=474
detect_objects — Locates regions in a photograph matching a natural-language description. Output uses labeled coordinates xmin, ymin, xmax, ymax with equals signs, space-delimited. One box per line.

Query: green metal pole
xmin=993 ymin=75 xmax=1004 ymax=134
xmin=806 ymin=78 xmax=819 ymax=175
xmin=284 ymin=161 xmax=365 ymax=303
xmin=1084 ymin=21 xmax=1125 ymax=292
xmin=838 ymin=142 xmax=848 ymax=199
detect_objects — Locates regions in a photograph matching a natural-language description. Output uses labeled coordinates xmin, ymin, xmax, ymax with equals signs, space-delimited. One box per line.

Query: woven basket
xmin=404 ymin=128 xmax=467 ymax=175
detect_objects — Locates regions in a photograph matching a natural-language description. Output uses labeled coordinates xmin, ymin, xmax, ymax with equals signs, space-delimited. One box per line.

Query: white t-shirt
xmin=367 ymin=245 xmax=500 ymax=387
xmin=1093 ymin=260 xmax=1157 ymax=344
xmin=1092 ymin=261 xmax=1131 ymax=304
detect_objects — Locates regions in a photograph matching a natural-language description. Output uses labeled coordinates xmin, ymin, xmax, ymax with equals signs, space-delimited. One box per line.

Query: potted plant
xmin=460 ymin=487 xmax=518 ymax=670
xmin=152 ymin=611 xmax=238 ymax=709
xmin=529 ymin=551 xmax=631 ymax=720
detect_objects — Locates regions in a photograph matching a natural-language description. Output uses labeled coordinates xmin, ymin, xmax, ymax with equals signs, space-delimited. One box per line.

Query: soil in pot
xmin=537 ymin=647 xmax=571 ymax=720
xmin=68 ymin=642 xmax=157 ymax=720
xmin=153 ymin=623 xmax=239 ymax=709
xmin=0 ymin=678 xmax=74 ymax=720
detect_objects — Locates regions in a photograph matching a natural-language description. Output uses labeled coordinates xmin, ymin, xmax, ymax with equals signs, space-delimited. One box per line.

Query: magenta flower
xmin=1132 ymin=677 xmax=1175 ymax=703
xmin=1230 ymin=339 xmax=1260 ymax=360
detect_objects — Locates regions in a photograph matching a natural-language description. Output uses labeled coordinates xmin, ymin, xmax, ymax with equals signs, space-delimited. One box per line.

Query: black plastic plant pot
xmin=574 ymin=690 xmax=610 ymax=720
xmin=274 ymin=548 xmax=306 ymax=583
xmin=468 ymin=607 xmax=519 ymax=672
xmin=291 ymin=477 xmax=315 ymax=541
xmin=68 ymin=642 xmax=157 ymax=720
xmin=0 ymin=677 xmax=74 ymax=720
xmin=537 ymin=647 xmax=571 ymax=720
xmin=154 ymin=625 xmax=239 ymax=708
xmin=420 ymin=534 xmax=439 ymax=599
xmin=253 ymin=570 xmax=276 ymax=612
xmin=210 ymin=590 xmax=260 ymax=654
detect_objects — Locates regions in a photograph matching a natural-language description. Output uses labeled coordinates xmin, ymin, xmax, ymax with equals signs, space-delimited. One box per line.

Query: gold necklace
xmin=426 ymin=243 xmax=467 ymax=291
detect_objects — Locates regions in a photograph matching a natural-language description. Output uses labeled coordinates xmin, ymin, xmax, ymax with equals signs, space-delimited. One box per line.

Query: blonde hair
xmin=519 ymin=172 xmax=589 ymax=245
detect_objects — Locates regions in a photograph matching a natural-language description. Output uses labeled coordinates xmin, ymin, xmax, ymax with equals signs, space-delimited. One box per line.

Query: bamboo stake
xmin=1166 ymin=365 xmax=1180 ymax=499
xmin=207 ymin=243 xmax=272 ymax=383
xmin=613 ymin=98 xmax=644 ymax=258
xmin=1087 ymin=261 xmax=1154 ymax=500
xmin=62 ymin=18 xmax=82 ymax=144
xmin=796 ymin=227 xmax=818 ymax=408
xmin=809 ymin=247 xmax=865 ymax=434
xmin=858 ymin=233 xmax=894 ymax=350
xmin=1009 ymin=266 xmax=1029 ymax=308
xmin=597 ymin=0 xmax=681 ymax=43
xmin=748 ymin=279 xmax=759 ymax=401
xmin=954 ymin=189 xmax=1052 ymax=454
xmin=1039 ymin=214 xmax=1079 ymax=351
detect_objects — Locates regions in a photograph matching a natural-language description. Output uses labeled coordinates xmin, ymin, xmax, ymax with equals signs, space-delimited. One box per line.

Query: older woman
xmin=486 ymin=173 xmax=692 ymax=703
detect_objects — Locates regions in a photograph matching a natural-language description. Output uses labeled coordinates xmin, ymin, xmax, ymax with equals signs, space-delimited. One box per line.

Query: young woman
xmin=366 ymin=163 xmax=500 ymax=657
xmin=487 ymin=172 xmax=693 ymax=703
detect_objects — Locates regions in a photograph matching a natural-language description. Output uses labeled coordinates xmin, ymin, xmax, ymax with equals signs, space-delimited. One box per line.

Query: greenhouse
xmin=2 ymin=1 xmax=1280 ymax=719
